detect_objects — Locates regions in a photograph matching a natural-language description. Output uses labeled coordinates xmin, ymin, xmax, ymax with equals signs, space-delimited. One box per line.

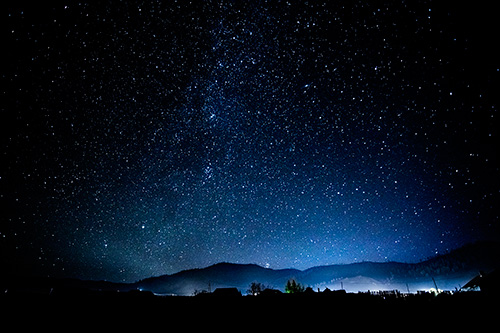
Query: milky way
xmin=2 ymin=1 xmax=499 ymax=282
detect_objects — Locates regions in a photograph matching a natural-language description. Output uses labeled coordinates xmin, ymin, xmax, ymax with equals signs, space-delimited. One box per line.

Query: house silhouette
xmin=212 ymin=288 xmax=241 ymax=296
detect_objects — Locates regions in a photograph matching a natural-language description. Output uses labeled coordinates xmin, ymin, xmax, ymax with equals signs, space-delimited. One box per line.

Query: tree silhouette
xmin=247 ymin=281 xmax=265 ymax=296
xmin=285 ymin=279 xmax=305 ymax=294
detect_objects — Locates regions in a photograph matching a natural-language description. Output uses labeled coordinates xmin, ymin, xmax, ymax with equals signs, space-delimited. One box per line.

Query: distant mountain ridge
xmin=134 ymin=241 xmax=500 ymax=295
xmin=134 ymin=262 xmax=301 ymax=295
xmin=3 ymin=242 xmax=499 ymax=296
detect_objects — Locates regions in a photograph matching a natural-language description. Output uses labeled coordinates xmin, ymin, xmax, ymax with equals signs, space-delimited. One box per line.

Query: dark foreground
xmin=1 ymin=289 xmax=495 ymax=327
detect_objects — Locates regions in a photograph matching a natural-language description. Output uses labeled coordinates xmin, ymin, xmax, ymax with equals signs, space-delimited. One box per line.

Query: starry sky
xmin=2 ymin=1 xmax=499 ymax=282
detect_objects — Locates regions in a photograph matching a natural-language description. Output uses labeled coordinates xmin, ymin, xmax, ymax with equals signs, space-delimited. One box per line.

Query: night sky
xmin=2 ymin=1 xmax=499 ymax=283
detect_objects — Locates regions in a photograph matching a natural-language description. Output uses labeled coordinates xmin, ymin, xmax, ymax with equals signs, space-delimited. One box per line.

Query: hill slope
xmin=134 ymin=263 xmax=301 ymax=295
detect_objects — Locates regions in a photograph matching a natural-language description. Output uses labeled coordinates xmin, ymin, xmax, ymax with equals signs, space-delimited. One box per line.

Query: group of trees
xmin=247 ymin=279 xmax=306 ymax=295
xmin=284 ymin=279 xmax=305 ymax=294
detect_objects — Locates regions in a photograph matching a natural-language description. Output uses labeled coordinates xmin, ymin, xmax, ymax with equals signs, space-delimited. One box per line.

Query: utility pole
xmin=432 ymin=277 xmax=439 ymax=294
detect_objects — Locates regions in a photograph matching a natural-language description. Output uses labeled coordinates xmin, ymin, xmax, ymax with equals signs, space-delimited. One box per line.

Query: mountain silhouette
xmin=133 ymin=263 xmax=301 ymax=295
xmin=133 ymin=241 xmax=500 ymax=295
xmin=3 ymin=242 xmax=498 ymax=296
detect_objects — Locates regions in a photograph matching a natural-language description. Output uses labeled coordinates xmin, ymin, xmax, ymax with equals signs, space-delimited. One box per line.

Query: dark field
xmin=2 ymin=289 xmax=494 ymax=323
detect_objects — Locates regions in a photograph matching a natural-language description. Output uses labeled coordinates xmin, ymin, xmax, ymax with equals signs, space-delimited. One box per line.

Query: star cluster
xmin=2 ymin=1 xmax=499 ymax=282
